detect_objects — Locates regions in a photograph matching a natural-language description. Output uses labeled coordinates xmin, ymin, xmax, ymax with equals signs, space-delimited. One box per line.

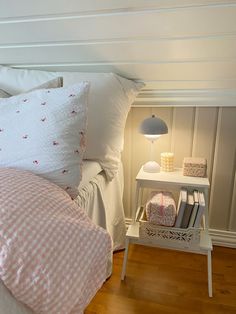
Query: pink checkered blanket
xmin=0 ymin=168 xmax=112 ymax=314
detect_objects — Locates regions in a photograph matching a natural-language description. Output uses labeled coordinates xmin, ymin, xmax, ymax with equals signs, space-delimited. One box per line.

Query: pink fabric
xmin=0 ymin=168 xmax=112 ymax=314
xmin=146 ymin=191 xmax=176 ymax=227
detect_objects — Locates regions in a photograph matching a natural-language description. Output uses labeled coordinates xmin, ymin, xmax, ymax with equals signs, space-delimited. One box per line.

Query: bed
xmin=0 ymin=65 xmax=143 ymax=313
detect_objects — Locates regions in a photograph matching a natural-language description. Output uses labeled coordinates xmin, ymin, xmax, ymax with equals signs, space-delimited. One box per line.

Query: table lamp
xmin=139 ymin=114 xmax=168 ymax=173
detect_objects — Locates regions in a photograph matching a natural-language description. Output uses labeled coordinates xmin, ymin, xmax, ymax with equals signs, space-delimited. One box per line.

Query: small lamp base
xmin=143 ymin=161 xmax=161 ymax=173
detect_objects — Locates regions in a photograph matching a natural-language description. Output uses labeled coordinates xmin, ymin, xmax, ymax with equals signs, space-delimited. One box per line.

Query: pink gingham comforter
xmin=0 ymin=168 xmax=112 ymax=314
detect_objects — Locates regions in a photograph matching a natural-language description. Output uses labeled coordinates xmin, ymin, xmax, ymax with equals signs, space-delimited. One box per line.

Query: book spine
xmin=193 ymin=192 xmax=205 ymax=227
xmin=174 ymin=189 xmax=187 ymax=228
xmin=181 ymin=194 xmax=194 ymax=228
xmin=188 ymin=190 xmax=199 ymax=228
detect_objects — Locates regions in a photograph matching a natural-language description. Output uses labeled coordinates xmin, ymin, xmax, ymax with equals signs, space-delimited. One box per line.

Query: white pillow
xmin=0 ymin=82 xmax=89 ymax=198
xmin=0 ymin=66 xmax=59 ymax=94
xmin=61 ymin=72 xmax=144 ymax=179
xmin=0 ymin=66 xmax=144 ymax=179
xmin=0 ymin=77 xmax=63 ymax=96
xmin=0 ymin=89 xmax=10 ymax=98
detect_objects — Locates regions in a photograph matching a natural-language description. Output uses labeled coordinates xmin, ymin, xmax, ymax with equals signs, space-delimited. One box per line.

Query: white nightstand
xmin=121 ymin=167 xmax=213 ymax=297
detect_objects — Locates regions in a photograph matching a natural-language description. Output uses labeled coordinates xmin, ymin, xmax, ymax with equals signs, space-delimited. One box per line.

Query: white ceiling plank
xmin=1 ymin=37 xmax=236 ymax=64
xmin=0 ymin=0 xmax=236 ymax=106
xmin=1 ymin=0 xmax=236 ymax=19
xmin=0 ymin=6 xmax=236 ymax=45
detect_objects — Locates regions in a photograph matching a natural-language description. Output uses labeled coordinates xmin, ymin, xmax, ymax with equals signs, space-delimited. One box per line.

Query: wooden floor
xmin=85 ymin=244 xmax=236 ymax=314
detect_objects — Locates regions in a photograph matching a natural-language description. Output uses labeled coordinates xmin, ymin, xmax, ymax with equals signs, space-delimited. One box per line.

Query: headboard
xmin=1 ymin=0 xmax=236 ymax=106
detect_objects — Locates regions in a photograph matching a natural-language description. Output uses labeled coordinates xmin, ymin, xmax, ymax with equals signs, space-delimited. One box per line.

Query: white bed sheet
xmin=0 ymin=281 xmax=33 ymax=314
xmin=0 ymin=161 xmax=126 ymax=314
xmin=80 ymin=160 xmax=103 ymax=188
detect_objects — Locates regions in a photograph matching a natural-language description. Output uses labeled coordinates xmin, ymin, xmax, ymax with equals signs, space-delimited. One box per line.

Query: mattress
xmin=0 ymin=161 xmax=126 ymax=314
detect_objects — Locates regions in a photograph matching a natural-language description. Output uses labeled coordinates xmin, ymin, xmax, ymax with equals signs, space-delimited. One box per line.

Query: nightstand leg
xmin=207 ymin=250 xmax=213 ymax=297
xmin=132 ymin=182 xmax=140 ymax=223
xmin=121 ymin=238 xmax=130 ymax=280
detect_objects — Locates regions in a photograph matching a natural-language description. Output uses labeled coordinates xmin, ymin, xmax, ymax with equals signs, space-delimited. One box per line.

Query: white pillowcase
xmin=0 ymin=82 xmax=89 ymax=198
xmin=0 ymin=77 xmax=63 ymax=97
xmin=0 ymin=89 xmax=10 ymax=98
xmin=0 ymin=66 xmax=60 ymax=94
xmin=61 ymin=72 xmax=144 ymax=179
xmin=0 ymin=66 xmax=144 ymax=179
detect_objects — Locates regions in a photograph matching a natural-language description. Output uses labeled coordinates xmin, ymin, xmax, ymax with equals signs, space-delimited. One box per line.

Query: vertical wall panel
xmin=122 ymin=111 xmax=133 ymax=219
xmin=192 ymin=107 xmax=218 ymax=179
xmin=229 ymin=173 xmax=236 ymax=231
xmin=209 ymin=108 xmax=236 ymax=230
xmin=122 ymin=107 xmax=151 ymax=218
xmin=170 ymin=108 xmax=195 ymax=167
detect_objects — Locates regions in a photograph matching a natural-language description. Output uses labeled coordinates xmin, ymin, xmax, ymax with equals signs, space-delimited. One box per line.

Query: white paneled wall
xmin=122 ymin=107 xmax=236 ymax=235
xmin=0 ymin=0 xmax=236 ymax=245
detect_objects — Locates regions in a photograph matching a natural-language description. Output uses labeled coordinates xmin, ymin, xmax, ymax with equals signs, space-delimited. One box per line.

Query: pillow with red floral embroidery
xmin=0 ymin=82 xmax=89 ymax=198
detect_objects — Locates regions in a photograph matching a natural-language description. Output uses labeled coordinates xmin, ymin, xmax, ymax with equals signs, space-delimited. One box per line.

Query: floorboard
xmin=85 ymin=245 xmax=236 ymax=314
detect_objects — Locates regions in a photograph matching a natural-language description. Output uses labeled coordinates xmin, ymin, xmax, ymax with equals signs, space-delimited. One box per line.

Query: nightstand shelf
xmin=121 ymin=167 xmax=213 ymax=297
xmin=126 ymin=223 xmax=212 ymax=253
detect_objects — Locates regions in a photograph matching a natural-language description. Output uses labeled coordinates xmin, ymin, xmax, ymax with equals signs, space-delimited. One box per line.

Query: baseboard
xmin=209 ymin=229 xmax=236 ymax=248
xmin=125 ymin=218 xmax=236 ymax=248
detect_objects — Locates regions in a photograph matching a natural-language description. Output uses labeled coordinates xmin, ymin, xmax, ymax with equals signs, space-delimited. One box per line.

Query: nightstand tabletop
xmin=136 ymin=167 xmax=210 ymax=188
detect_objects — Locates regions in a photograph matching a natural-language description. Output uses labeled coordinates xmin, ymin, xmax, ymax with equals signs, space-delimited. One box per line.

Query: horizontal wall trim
xmin=1 ymin=36 xmax=236 ymax=64
xmin=138 ymin=89 xmax=236 ymax=96
xmin=142 ymin=80 xmax=236 ymax=91
xmin=9 ymin=62 xmax=236 ymax=82
xmin=209 ymin=229 xmax=236 ymax=248
xmin=2 ymin=35 xmax=236 ymax=47
xmin=4 ymin=64 xmax=235 ymax=90
xmin=134 ymin=89 xmax=236 ymax=107
xmin=2 ymin=32 xmax=236 ymax=48
xmin=125 ymin=219 xmax=236 ymax=248
xmin=1 ymin=2 xmax=236 ymax=24
xmin=6 ymin=64 xmax=236 ymax=107
xmin=8 ymin=58 xmax=236 ymax=66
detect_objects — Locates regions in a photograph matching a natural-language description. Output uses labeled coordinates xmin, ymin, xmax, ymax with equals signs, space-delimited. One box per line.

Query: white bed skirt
xmin=75 ymin=161 xmax=126 ymax=251
xmin=0 ymin=281 xmax=33 ymax=314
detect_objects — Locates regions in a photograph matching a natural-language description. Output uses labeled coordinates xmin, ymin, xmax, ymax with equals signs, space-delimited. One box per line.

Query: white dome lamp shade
xmin=139 ymin=114 xmax=168 ymax=173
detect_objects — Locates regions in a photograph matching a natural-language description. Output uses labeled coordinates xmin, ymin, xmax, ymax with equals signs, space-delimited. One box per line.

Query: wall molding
xmin=135 ymin=88 xmax=236 ymax=107
xmin=125 ymin=219 xmax=236 ymax=248
xmin=209 ymin=228 xmax=236 ymax=248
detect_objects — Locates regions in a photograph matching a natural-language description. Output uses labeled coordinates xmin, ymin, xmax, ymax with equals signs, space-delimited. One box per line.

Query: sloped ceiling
xmin=0 ymin=0 xmax=236 ymax=106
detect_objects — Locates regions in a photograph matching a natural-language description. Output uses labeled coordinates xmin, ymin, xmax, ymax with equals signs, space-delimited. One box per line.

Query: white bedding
xmin=0 ymin=66 xmax=131 ymax=314
xmin=80 ymin=160 xmax=103 ymax=188
xmin=0 ymin=281 xmax=33 ymax=314
xmin=76 ymin=160 xmax=126 ymax=251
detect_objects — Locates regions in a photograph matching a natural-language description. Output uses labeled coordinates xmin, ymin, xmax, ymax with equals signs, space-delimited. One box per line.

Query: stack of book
xmin=175 ymin=188 xmax=205 ymax=229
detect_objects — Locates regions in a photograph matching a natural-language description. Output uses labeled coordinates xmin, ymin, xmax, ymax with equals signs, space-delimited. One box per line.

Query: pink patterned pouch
xmin=146 ymin=191 xmax=176 ymax=226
